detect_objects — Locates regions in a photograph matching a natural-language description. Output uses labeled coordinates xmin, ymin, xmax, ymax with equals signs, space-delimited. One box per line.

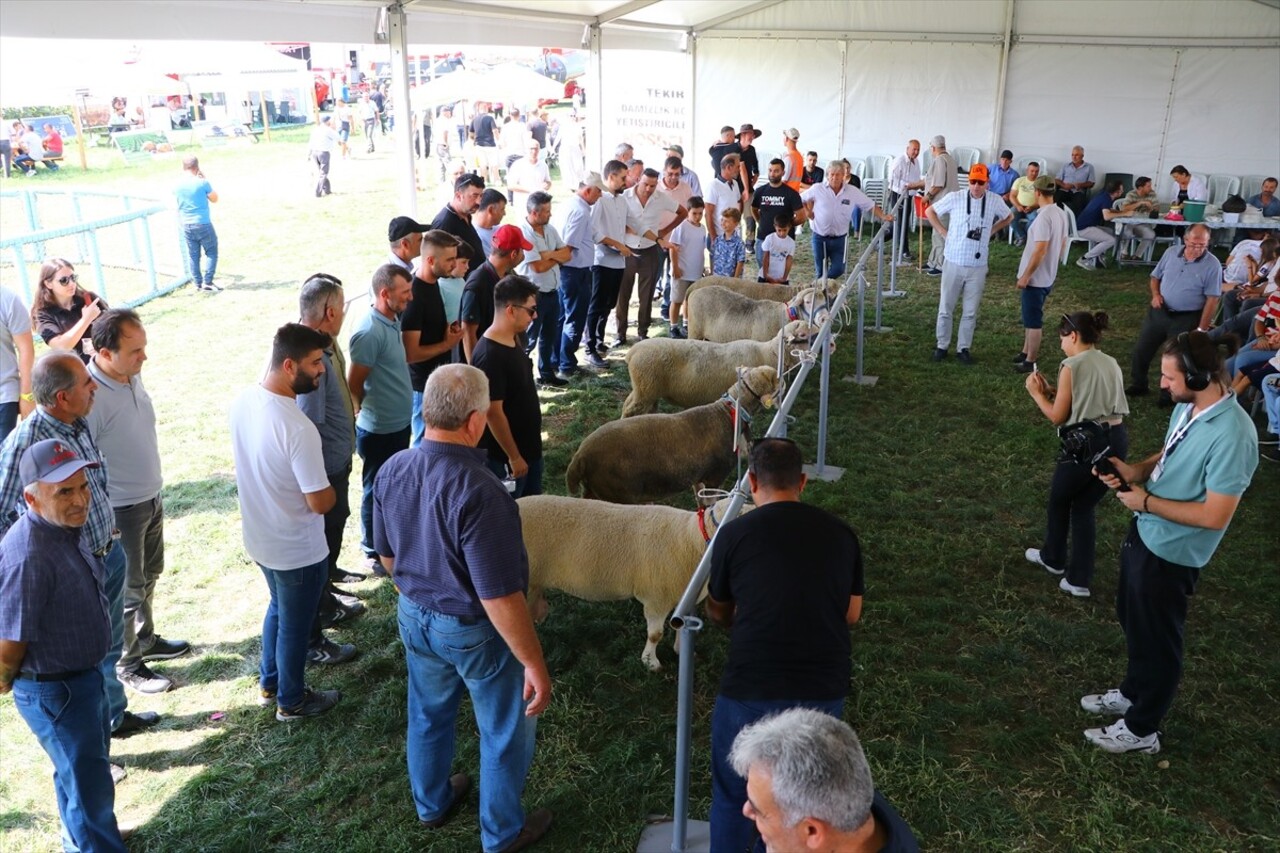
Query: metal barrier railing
xmin=0 ymin=188 xmax=190 ymax=308
xmin=657 ymin=190 xmax=909 ymax=852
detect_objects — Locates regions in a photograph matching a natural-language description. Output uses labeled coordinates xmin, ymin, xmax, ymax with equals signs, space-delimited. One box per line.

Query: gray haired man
xmin=730 ymin=708 xmax=919 ymax=852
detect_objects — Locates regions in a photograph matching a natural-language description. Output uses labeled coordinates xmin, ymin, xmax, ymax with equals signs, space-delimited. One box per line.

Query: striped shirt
xmin=373 ymin=440 xmax=528 ymax=619
xmin=0 ymin=410 xmax=113 ymax=553
xmin=0 ymin=511 xmax=111 ymax=674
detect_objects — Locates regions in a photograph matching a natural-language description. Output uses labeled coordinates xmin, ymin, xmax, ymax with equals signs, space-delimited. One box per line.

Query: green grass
xmin=1 ymin=134 xmax=1277 ymax=852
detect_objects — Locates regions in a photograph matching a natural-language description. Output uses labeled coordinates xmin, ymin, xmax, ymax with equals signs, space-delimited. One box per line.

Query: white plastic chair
xmin=1207 ymin=174 xmax=1241 ymax=206
xmin=952 ymin=146 xmax=981 ymax=172
xmin=1061 ymin=205 xmax=1091 ymax=266
xmin=1013 ymin=155 xmax=1051 ymax=178
xmin=1239 ymin=175 xmax=1266 ymax=201
xmin=861 ymin=154 xmax=891 ymax=208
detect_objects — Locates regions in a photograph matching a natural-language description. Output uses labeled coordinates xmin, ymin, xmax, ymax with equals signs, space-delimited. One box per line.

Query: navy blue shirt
xmin=0 ymin=511 xmax=110 ymax=674
xmin=1075 ymin=192 xmax=1113 ymax=230
xmin=372 ymin=440 xmax=528 ymax=618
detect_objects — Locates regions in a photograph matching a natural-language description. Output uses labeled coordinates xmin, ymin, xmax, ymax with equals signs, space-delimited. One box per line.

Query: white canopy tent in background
xmin=4 ymin=0 xmax=1277 ymax=216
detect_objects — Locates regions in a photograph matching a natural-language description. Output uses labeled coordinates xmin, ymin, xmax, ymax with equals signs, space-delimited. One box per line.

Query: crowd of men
xmin=0 ymin=119 xmax=1272 ymax=853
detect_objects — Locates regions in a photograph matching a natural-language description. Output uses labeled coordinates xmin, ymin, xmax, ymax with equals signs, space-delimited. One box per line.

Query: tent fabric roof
xmin=7 ymin=0 xmax=1277 ymax=49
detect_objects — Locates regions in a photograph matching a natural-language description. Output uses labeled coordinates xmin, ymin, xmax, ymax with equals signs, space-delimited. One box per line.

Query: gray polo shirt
xmin=86 ymin=359 xmax=163 ymax=507
xmin=296 ymin=347 xmax=354 ymax=475
xmin=1152 ymin=246 xmax=1223 ymax=312
xmin=1 ymin=287 xmax=31 ymax=404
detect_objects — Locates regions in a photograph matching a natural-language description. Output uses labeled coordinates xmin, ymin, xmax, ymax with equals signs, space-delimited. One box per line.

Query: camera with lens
xmin=965 ymin=227 xmax=983 ymax=241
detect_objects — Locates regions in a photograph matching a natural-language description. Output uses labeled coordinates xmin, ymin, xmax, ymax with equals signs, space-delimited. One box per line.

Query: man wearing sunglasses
xmin=925 ymin=164 xmax=1013 ymax=365
xmin=470 ymin=276 xmax=544 ymax=497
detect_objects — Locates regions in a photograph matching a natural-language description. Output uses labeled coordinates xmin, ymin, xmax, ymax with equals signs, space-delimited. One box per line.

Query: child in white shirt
xmin=666 ymin=198 xmax=707 ymax=338
xmin=759 ymin=210 xmax=796 ymax=284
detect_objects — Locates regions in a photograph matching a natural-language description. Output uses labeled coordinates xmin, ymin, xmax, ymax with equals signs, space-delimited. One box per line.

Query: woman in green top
xmin=1023 ymin=311 xmax=1130 ymax=597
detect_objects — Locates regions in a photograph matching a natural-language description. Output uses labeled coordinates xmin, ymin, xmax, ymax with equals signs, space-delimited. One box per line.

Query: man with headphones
xmin=1083 ymin=331 xmax=1258 ymax=754
xmin=1127 ymin=223 xmax=1222 ymax=404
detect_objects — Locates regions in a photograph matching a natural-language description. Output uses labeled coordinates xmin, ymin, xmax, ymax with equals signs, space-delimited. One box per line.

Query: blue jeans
xmin=526 ymin=289 xmax=562 ymax=379
xmin=258 ymin=558 xmax=327 ymax=709
xmin=811 ymin=233 xmax=847 ymax=279
xmin=356 ymin=426 xmax=410 ymax=557
xmin=100 ymin=542 xmax=127 ymax=730
xmin=486 ymin=456 xmax=544 ymax=498
xmin=1226 ymin=339 xmax=1273 ymax=379
xmin=558 ymin=265 xmax=592 ymax=373
xmin=411 ymin=391 xmax=425 ymax=448
xmin=1263 ymin=373 xmax=1280 ymax=435
xmin=182 ymin=222 xmax=218 ymax=286
xmin=397 ymin=597 xmax=537 ymax=853
xmin=1013 ymin=209 xmax=1038 ymax=242
xmin=710 ymin=695 xmax=844 ymax=853
xmin=12 ymin=670 xmax=126 ymax=853
xmin=0 ymin=400 xmax=16 ymax=442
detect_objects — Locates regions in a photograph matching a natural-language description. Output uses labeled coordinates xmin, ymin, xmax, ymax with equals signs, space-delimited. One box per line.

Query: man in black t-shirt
xmin=737 ymin=124 xmax=761 ymax=250
xmin=431 ymin=172 xmax=485 ymax=267
xmin=706 ymin=438 xmax=865 ymax=853
xmin=470 ymin=102 xmax=500 ymax=184
xmin=460 ymin=224 xmax=528 ymax=362
xmin=471 ymin=276 xmax=543 ymax=497
xmin=751 ymin=158 xmax=806 ymax=261
xmin=402 ymin=230 xmax=464 ymax=446
xmin=708 ymin=125 xmax=741 ymax=176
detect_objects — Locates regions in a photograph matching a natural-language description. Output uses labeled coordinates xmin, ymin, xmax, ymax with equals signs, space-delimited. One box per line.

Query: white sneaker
xmin=1076 ymin=257 xmax=1097 ymax=270
xmin=1059 ymin=577 xmax=1091 ymax=598
xmin=1084 ymin=718 xmax=1160 ymax=754
xmin=1080 ymin=689 xmax=1133 ymax=716
xmin=1025 ymin=548 xmax=1064 ymax=576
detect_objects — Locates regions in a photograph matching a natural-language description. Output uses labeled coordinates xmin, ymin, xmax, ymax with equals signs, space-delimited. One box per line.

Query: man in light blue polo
xmin=555 ymin=173 xmax=604 ymax=379
xmin=1126 ymin=224 xmax=1222 ymax=401
xmin=1056 ymin=145 xmax=1095 ymax=214
xmin=347 ymin=264 xmax=414 ymax=575
xmin=174 ymin=156 xmax=220 ymax=292
xmin=1085 ymin=332 xmax=1257 ymax=754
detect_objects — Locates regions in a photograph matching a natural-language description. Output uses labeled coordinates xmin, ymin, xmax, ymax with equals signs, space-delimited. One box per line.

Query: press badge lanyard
xmin=1150 ymin=393 xmax=1230 ymax=483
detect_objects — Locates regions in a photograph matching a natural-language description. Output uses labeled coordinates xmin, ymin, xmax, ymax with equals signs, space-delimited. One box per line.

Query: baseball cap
xmin=1033 ymin=175 xmax=1058 ymax=192
xmin=969 ymin=164 xmax=990 ymax=182
xmin=579 ymin=171 xmax=607 ymax=191
xmin=783 ymin=128 xmax=800 ymax=140
xmin=19 ymin=439 xmax=100 ymax=488
xmin=388 ymin=216 xmax=430 ymax=243
xmin=666 ymin=144 xmax=685 ymax=157
xmin=737 ymin=123 xmax=760 ymax=138
xmin=492 ymin=224 xmax=533 ymax=252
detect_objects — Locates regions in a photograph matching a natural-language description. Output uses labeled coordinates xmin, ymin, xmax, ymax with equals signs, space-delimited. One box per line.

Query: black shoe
xmin=276 ymin=687 xmax=341 ymax=721
xmin=332 ymin=590 xmax=362 ymax=609
xmin=554 ymin=370 xmax=576 ymax=382
xmin=141 ymin=636 xmax=190 ymax=661
xmin=421 ymin=773 xmax=472 ymax=829
xmin=956 ymin=349 xmax=974 ymax=365
xmin=537 ymin=375 xmax=569 ymax=388
xmin=611 ymin=338 xmax=627 ymax=349
xmin=307 ymin=638 xmax=358 ymax=666
xmin=1012 ymin=352 xmax=1027 ymax=364
xmin=932 ymin=348 xmax=947 ymax=362
xmin=669 ymin=326 xmax=687 ymax=339
xmin=329 ymin=566 xmax=369 ymax=584
xmin=925 ymin=266 xmax=943 ymax=277
xmin=112 ymin=710 xmax=161 ymax=738
xmin=585 ymin=351 xmax=607 ymax=368
xmin=1125 ymin=385 xmax=1149 ymax=397
xmin=117 ymin=663 xmax=173 ymax=694
xmin=1014 ymin=361 xmax=1036 ymax=374
xmin=319 ymin=599 xmax=365 ymax=630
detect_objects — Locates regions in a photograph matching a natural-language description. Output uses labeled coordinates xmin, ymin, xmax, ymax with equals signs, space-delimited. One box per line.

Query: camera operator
xmin=1080 ymin=331 xmax=1258 ymax=754
xmin=1024 ymin=311 xmax=1129 ymax=598
xmin=926 ymin=164 xmax=1013 ymax=365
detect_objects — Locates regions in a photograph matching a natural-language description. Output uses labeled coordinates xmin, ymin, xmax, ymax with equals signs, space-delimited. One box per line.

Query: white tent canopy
xmin=3 ymin=0 xmax=1277 ymax=205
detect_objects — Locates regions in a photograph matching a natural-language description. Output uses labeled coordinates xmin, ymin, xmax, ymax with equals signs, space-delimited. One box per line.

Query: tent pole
xmin=990 ymin=0 xmax=1015 ymax=156
xmin=1154 ymin=49 xmax=1182 ymax=184
xmin=588 ymin=24 xmax=603 ymax=172
xmin=837 ymin=39 xmax=847 ymax=155
xmin=687 ymin=30 xmax=696 ymax=161
xmin=388 ymin=2 xmax=416 ymax=217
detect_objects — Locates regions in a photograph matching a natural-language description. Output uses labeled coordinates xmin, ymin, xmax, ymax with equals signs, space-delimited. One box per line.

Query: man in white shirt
xmin=925 ymin=164 xmax=1013 ymax=365
xmin=229 ymin=323 xmax=341 ymax=721
xmin=516 ymin=191 xmax=573 ymax=386
xmin=802 ymin=161 xmax=892 ymax=280
xmin=505 ymin=141 xmax=552 ymax=214
xmin=888 ymin=139 xmax=925 ymax=264
xmin=308 ymin=116 xmax=339 ymax=198
xmin=586 ymin=160 xmax=643 ymax=364
xmin=705 ymin=154 xmax=746 ymax=243
xmin=619 ymin=168 xmax=687 ymax=344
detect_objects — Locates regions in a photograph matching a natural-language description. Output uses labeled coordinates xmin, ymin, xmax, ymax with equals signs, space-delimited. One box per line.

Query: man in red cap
xmin=461 ymin=224 xmax=531 ymax=363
